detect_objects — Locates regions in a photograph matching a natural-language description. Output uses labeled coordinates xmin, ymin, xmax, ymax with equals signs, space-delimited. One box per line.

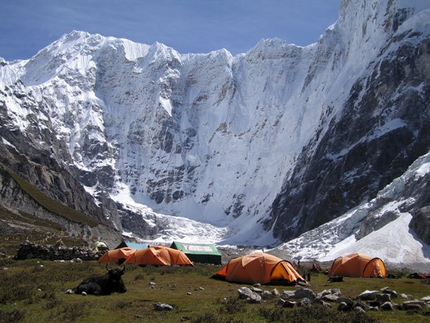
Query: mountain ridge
xmin=0 ymin=0 xmax=429 ymax=264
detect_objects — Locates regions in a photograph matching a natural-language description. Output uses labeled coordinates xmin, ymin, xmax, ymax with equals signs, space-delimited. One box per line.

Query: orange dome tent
xmin=212 ymin=253 xmax=306 ymax=285
xmin=124 ymin=246 xmax=193 ymax=266
xmin=327 ymin=253 xmax=387 ymax=278
xmin=97 ymin=247 xmax=136 ymax=264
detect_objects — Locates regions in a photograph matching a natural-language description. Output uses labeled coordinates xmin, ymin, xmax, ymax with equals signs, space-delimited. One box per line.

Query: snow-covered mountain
xmin=0 ymin=0 xmax=429 ymax=265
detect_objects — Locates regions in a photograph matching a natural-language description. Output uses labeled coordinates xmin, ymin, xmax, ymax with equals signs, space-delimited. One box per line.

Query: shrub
xmin=192 ymin=310 xmax=243 ymax=323
xmin=218 ymin=296 xmax=246 ymax=314
xmin=60 ymin=301 xmax=89 ymax=321
xmin=258 ymin=305 xmax=381 ymax=323
xmin=0 ymin=309 xmax=26 ymax=323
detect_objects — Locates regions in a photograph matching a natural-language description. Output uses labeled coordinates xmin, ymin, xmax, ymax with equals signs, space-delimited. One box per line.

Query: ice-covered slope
xmin=277 ymin=151 xmax=430 ymax=268
xmin=0 ymin=0 xmax=429 ymax=265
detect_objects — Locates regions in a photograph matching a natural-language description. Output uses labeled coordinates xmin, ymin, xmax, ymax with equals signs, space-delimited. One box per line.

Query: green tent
xmin=170 ymin=241 xmax=222 ymax=265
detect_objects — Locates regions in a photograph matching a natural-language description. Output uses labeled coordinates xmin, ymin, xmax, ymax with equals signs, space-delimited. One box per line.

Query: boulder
xmin=154 ymin=302 xmax=173 ymax=311
xmin=294 ymin=288 xmax=316 ymax=300
xmin=380 ymin=302 xmax=393 ymax=311
xmin=359 ymin=290 xmax=378 ymax=301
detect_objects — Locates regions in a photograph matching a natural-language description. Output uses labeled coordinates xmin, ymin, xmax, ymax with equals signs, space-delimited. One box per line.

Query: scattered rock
xmin=421 ymin=295 xmax=430 ymax=302
xmin=403 ymin=302 xmax=422 ymax=311
xmin=381 ymin=286 xmax=398 ymax=299
xmin=271 ymin=288 xmax=280 ymax=297
xmin=294 ymin=288 xmax=316 ymax=300
xmin=359 ymin=290 xmax=378 ymax=301
xmin=238 ymin=287 xmax=253 ymax=299
xmin=281 ymin=290 xmax=295 ymax=299
xmin=378 ymin=293 xmax=391 ymax=303
xmin=15 ymin=241 xmax=104 ymax=261
xmin=298 ymin=297 xmax=312 ymax=307
xmin=238 ymin=287 xmax=261 ymax=303
xmin=154 ymin=302 xmax=173 ymax=311
xmin=322 ymin=294 xmax=339 ymax=302
xmin=282 ymin=300 xmax=296 ymax=308
xmin=338 ymin=301 xmax=352 ymax=311
xmin=355 ymin=306 xmax=366 ymax=314
xmin=381 ymin=301 xmax=393 ymax=311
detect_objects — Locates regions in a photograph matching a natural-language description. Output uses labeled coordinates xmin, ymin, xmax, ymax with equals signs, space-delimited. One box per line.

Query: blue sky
xmin=0 ymin=0 xmax=340 ymax=61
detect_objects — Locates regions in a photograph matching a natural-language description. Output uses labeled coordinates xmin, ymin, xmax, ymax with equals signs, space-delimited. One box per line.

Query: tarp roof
xmin=170 ymin=241 xmax=222 ymax=265
xmin=170 ymin=241 xmax=222 ymax=255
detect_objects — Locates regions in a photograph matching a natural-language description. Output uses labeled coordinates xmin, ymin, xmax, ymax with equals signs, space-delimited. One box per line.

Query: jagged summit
xmin=0 ymin=0 xmax=429 ymax=266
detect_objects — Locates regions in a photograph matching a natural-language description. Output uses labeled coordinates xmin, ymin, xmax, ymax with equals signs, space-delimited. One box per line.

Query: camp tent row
xmin=98 ymin=240 xmax=224 ymax=266
xmin=213 ymin=252 xmax=387 ymax=285
xmin=105 ymin=240 xmax=223 ymax=265
xmin=98 ymin=246 xmax=194 ymax=266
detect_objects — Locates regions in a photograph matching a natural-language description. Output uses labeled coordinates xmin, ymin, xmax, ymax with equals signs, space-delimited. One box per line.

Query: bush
xmin=218 ymin=296 xmax=246 ymax=314
xmin=258 ymin=305 xmax=381 ymax=323
xmin=0 ymin=309 xmax=26 ymax=323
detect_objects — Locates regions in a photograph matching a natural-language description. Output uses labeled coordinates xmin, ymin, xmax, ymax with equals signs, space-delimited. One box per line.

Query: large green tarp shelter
xmin=170 ymin=241 xmax=222 ymax=265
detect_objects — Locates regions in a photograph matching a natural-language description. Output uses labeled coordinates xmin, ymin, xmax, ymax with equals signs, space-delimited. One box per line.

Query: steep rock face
xmin=268 ymin=1 xmax=430 ymax=242
xmin=410 ymin=207 xmax=430 ymax=244
xmin=0 ymin=163 xmax=122 ymax=247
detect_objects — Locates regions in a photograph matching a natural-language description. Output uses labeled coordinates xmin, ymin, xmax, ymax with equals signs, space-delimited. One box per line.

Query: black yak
xmin=74 ymin=265 xmax=127 ymax=295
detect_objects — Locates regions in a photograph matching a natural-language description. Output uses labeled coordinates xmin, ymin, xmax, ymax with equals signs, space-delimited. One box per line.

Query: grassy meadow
xmin=0 ymin=252 xmax=429 ymax=323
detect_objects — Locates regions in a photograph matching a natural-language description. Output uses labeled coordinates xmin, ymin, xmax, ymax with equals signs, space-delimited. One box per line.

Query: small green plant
xmin=60 ymin=301 xmax=89 ymax=321
xmin=192 ymin=310 xmax=244 ymax=323
xmin=258 ymin=305 xmax=381 ymax=323
xmin=0 ymin=309 xmax=26 ymax=323
xmin=218 ymin=296 xmax=246 ymax=314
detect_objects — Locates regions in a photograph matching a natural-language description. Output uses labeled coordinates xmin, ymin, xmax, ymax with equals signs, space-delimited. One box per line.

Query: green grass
xmin=0 ymin=258 xmax=429 ymax=323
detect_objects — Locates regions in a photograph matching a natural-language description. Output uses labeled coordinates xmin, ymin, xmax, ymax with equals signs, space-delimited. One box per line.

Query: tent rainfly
xmin=124 ymin=246 xmax=194 ymax=266
xmin=97 ymin=247 xmax=136 ymax=264
xmin=170 ymin=241 xmax=222 ymax=265
xmin=212 ymin=253 xmax=306 ymax=285
xmin=327 ymin=253 xmax=387 ymax=278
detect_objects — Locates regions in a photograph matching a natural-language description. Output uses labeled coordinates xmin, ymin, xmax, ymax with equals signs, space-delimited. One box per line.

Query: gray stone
xmin=359 ymin=290 xmax=378 ymax=301
xmin=238 ymin=286 xmax=261 ymax=303
xmin=247 ymin=293 xmax=262 ymax=304
xmin=261 ymin=290 xmax=273 ymax=299
xmin=282 ymin=300 xmax=296 ymax=308
xmin=354 ymin=306 xmax=366 ymax=314
xmin=378 ymin=293 xmax=391 ymax=303
xmin=402 ymin=303 xmax=422 ymax=311
xmin=421 ymin=295 xmax=430 ymax=302
xmin=271 ymin=288 xmax=280 ymax=297
xmin=298 ymin=298 xmax=312 ymax=307
xmin=238 ymin=287 xmax=253 ymax=299
xmin=381 ymin=286 xmax=398 ymax=299
xmin=281 ymin=290 xmax=295 ymax=299
xmin=154 ymin=302 xmax=173 ymax=311
xmin=380 ymin=302 xmax=393 ymax=311
xmin=338 ymin=302 xmax=352 ymax=311
xmin=251 ymin=287 xmax=264 ymax=293
xmin=294 ymin=288 xmax=316 ymax=300
xmin=322 ymin=294 xmax=339 ymax=302
xmin=336 ymin=297 xmax=353 ymax=305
